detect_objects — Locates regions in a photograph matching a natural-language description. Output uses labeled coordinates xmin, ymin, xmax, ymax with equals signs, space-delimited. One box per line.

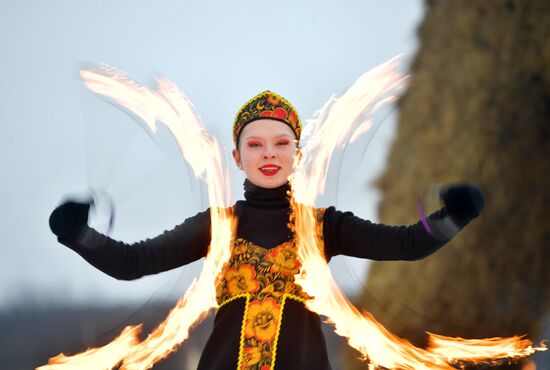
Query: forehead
xmin=239 ymin=119 xmax=295 ymax=139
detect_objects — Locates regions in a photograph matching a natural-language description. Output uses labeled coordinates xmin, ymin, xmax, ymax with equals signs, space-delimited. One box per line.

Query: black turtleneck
xmin=234 ymin=179 xmax=293 ymax=248
xmin=59 ymin=179 xmax=457 ymax=370
xmin=242 ymin=178 xmax=291 ymax=208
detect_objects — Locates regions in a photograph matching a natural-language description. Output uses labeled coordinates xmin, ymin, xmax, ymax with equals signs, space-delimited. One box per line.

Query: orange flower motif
xmin=266 ymin=94 xmax=281 ymax=106
xmin=259 ymin=110 xmax=272 ymax=118
xmin=272 ymin=107 xmax=289 ymax=120
xmin=226 ymin=264 xmax=260 ymax=296
xmin=265 ymin=244 xmax=300 ymax=276
xmin=288 ymin=110 xmax=297 ymax=126
xmin=261 ymin=366 xmax=271 ymax=370
xmin=259 ymin=107 xmax=288 ymax=120
xmin=241 ymin=346 xmax=262 ymax=368
xmin=244 ymin=298 xmax=281 ymax=342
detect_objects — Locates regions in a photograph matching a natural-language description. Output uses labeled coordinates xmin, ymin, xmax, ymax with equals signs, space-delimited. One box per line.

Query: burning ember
xmin=39 ymin=58 xmax=546 ymax=369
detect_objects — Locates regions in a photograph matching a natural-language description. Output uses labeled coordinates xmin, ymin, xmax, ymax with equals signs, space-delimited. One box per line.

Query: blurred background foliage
xmin=344 ymin=0 xmax=549 ymax=369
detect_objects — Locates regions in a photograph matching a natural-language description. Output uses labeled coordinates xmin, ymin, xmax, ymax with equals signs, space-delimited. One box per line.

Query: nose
xmin=263 ymin=145 xmax=276 ymax=159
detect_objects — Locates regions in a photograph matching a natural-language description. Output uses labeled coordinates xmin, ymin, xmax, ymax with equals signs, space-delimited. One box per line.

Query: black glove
xmin=440 ymin=183 xmax=485 ymax=227
xmin=49 ymin=200 xmax=91 ymax=239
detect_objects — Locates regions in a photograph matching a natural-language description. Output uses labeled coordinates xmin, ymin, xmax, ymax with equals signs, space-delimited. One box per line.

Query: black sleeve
xmin=323 ymin=206 xmax=460 ymax=261
xmin=58 ymin=209 xmax=211 ymax=280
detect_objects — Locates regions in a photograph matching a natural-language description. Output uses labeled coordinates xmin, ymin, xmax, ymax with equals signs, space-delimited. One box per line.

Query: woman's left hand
xmin=440 ymin=183 xmax=485 ymax=227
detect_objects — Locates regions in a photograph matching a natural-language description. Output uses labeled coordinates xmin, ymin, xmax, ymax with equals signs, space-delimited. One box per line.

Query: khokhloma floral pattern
xmin=216 ymin=208 xmax=325 ymax=370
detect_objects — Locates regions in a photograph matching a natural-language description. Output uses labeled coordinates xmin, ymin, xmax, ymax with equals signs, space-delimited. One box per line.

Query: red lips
xmin=259 ymin=164 xmax=281 ymax=177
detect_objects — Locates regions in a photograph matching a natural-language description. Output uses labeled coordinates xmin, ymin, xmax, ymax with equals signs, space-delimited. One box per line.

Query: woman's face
xmin=232 ymin=119 xmax=299 ymax=189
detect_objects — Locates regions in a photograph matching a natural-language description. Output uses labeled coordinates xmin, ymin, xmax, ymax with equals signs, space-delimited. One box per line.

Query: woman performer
xmin=49 ymin=90 xmax=485 ymax=370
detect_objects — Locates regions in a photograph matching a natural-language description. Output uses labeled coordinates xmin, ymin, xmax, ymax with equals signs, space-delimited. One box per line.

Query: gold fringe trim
xmin=236 ymin=294 xmax=251 ymax=370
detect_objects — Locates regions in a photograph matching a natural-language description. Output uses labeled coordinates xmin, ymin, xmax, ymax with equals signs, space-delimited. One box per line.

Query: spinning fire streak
xmin=39 ymin=58 xmax=546 ymax=370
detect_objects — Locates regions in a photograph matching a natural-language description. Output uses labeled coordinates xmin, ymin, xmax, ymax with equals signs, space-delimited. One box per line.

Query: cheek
xmin=239 ymin=150 xmax=259 ymax=168
xmin=281 ymin=148 xmax=298 ymax=164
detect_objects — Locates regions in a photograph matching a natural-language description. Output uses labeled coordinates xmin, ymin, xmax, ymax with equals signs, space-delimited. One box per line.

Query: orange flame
xmin=428 ymin=333 xmax=544 ymax=363
xmin=39 ymin=325 xmax=141 ymax=370
xmin=290 ymin=57 xmax=546 ymax=369
xmin=39 ymin=67 xmax=236 ymax=369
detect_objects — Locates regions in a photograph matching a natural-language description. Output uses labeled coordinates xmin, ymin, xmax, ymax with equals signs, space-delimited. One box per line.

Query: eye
xmin=247 ymin=141 xmax=261 ymax=148
xmin=276 ymin=140 xmax=290 ymax=146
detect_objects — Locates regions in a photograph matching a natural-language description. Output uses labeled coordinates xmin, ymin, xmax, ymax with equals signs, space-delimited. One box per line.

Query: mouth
xmin=259 ymin=165 xmax=281 ymax=177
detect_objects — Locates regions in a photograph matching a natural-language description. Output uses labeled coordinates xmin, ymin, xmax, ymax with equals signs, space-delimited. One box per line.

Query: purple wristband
xmin=417 ymin=202 xmax=432 ymax=236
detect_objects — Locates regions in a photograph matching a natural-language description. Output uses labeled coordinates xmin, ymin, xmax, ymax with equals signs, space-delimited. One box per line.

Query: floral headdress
xmin=233 ymin=90 xmax=302 ymax=147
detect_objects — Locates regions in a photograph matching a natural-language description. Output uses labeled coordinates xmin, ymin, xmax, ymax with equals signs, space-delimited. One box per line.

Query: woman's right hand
xmin=49 ymin=200 xmax=91 ymax=238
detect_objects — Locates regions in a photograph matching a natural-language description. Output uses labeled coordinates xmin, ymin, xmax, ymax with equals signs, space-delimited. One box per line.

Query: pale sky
xmin=0 ymin=0 xmax=424 ymax=308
